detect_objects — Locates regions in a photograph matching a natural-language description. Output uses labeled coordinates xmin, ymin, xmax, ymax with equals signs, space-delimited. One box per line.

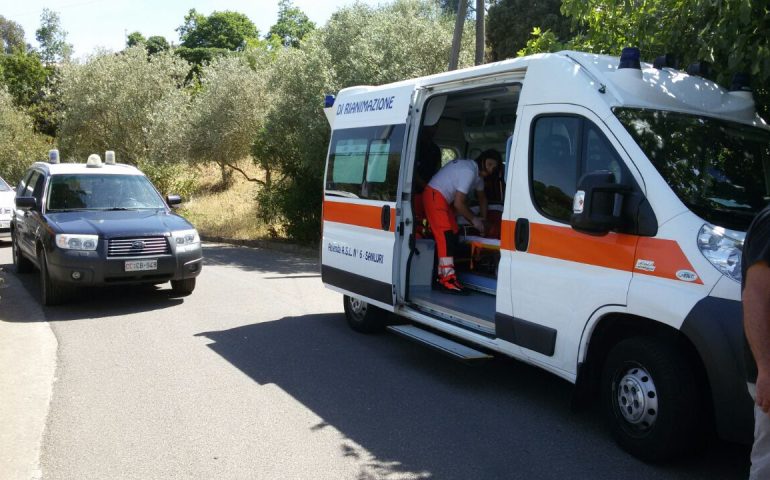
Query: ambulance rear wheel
xmin=601 ymin=337 xmax=702 ymax=462
xmin=343 ymin=295 xmax=387 ymax=333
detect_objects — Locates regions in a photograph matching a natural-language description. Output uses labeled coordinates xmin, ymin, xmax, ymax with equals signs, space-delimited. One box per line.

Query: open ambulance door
xmin=321 ymin=85 xmax=416 ymax=311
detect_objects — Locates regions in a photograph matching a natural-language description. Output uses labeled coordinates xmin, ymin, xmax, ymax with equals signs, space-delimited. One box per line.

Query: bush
xmin=0 ymin=87 xmax=52 ymax=184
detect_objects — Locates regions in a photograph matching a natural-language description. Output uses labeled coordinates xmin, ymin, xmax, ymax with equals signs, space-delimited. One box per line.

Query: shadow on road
xmin=196 ymin=313 xmax=749 ymax=480
xmin=1 ymin=260 xmax=184 ymax=322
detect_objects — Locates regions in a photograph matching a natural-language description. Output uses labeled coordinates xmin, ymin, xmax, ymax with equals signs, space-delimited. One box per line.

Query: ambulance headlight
xmin=697 ymin=224 xmax=744 ymax=283
xmin=172 ymin=229 xmax=200 ymax=251
xmin=56 ymin=234 xmax=99 ymax=251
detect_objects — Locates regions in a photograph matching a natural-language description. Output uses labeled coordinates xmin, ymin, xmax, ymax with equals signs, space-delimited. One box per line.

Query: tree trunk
xmin=448 ymin=0 xmax=468 ymax=71
xmin=475 ymin=0 xmax=485 ymax=65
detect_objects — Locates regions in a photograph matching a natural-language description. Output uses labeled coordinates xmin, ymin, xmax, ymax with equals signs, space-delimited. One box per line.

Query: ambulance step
xmin=387 ymin=325 xmax=493 ymax=361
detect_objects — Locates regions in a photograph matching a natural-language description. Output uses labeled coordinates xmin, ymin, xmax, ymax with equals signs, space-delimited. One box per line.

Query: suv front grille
xmin=108 ymin=237 xmax=170 ymax=257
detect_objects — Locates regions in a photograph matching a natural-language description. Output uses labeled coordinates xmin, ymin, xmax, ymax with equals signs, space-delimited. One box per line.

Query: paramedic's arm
xmin=453 ymin=191 xmax=484 ymax=234
xmin=476 ymin=188 xmax=489 ymax=219
xmin=744 ymin=261 xmax=770 ymax=413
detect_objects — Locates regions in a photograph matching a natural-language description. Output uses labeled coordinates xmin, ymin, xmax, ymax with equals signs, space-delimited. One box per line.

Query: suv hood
xmin=46 ymin=210 xmax=194 ymax=238
xmin=0 ymin=190 xmax=14 ymax=210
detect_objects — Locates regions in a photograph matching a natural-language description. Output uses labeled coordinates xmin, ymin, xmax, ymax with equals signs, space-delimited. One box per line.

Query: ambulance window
xmin=326 ymin=124 xmax=405 ymax=201
xmin=583 ymin=124 xmax=622 ymax=182
xmin=531 ymin=116 xmax=580 ymax=221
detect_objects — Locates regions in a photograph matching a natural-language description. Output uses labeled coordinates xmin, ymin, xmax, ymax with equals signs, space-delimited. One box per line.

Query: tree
xmin=0 ymin=16 xmax=26 ymax=54
xmin=448 ymin=0 xmax=468 ymax=70
xmin=178 ymin=9 xmax=259 ymax=50
xmin=266 ymin=0 xmax=316 ymax=48
xmin=0 ymin=87 xmax=52 ymax=184
xmin=35 ymin=9 xmax=72 ymax=65
xmin=57 ymin=46 xmax=191 ymax=167
xmin=187 ymin=55 xmax=269 ymax=187
xmin=126 ymin=31 xmax=146 ymax=47
xmin=0 ymin=50 xmax=48 ymax=107
xmin=146 ymin=36 xmax=170 ymax=55
xmin=487 ymin=0 xmax=571 ymax=61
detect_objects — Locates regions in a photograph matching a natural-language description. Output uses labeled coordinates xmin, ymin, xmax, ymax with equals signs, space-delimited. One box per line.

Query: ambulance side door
xmin=503 ymin=105 xmax=641 ymax=374
xmin=321 ymin=87 xmax=414 ymax=311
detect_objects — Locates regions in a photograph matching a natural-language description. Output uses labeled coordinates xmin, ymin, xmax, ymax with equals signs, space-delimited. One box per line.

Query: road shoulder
xmin=0 ymin=266 xmax=57 ymax=480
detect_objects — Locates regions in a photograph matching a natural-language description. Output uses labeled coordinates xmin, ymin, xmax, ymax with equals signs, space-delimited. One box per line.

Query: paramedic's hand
xmin=757 ymin=370 xmax=770 ymax=414
xmin=471 ymin=217 xmax=485 ymax=236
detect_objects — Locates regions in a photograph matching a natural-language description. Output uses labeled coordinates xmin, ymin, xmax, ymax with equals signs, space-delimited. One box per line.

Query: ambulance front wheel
xmin=343 ymin=295 xmax=387 ymax=333
xmin=601 ymin=337 xmax=703 ymax=462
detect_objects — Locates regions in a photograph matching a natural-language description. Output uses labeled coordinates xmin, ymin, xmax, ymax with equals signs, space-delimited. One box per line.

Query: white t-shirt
xmin=427 ymin=159 xmax=483 ymax=203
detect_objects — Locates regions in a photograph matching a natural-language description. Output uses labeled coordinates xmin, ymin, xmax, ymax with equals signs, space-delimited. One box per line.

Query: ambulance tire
xmin=343 ymin=295 xmax=387 ymax=333
xmin=601 ymin=337 xmax=702 ymax=462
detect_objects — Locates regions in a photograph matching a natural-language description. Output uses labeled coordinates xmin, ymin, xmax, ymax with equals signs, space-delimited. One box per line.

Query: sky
xmin=4 ymin=0 xmax=384 ymax=59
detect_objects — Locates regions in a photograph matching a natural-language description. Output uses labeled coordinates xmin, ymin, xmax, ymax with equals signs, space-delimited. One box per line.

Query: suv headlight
xmin=697 ymin=223 xmax=744 ymax=283
xmin=56 ymin=234 xmax=99 ymax=251
xmin=172 ymin=229 xmax=200 ymax=251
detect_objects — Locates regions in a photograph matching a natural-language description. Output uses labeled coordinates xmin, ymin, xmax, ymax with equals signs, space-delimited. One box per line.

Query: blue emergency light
xmin=618 ymin=47 xmax=641 ymax=70
xmin=686 ymin=61 xmax=711 ymax=79
xmin=730 ymin=73 xmax=751 ymax=92
xmin=653 ymin=53 xmax=679 ymax=70
xmin=324 ymin=94 xmax=336 ymax=108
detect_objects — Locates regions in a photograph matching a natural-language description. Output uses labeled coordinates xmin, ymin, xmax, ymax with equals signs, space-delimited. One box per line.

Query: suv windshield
xmin=615 ymin=108 xmax=770 ymax=231
xmin=0 ymin=178 xmax=10 ymax=191
xmin=46 ymin=174 xmax=166 ymax=211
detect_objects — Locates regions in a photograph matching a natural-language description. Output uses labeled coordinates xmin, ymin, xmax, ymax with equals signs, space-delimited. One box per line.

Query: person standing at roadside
xmin=743 ymin=203 xmax=770 ymax=480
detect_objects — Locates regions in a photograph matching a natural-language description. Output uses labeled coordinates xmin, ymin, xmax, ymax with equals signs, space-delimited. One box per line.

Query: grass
xmin=179 ymin=162 xmax=281 ymax=241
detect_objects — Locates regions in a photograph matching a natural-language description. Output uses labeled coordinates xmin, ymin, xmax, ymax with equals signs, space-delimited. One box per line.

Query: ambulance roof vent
xmin=48 ymin=149 xmax=60 ymax=164
xmin=618 ymin=47 xmax=641 ymax=70
xmin=686 ymin=61 xmax=712 ymax=80
xmin=653 ymin=53 xmax=679 ymax=70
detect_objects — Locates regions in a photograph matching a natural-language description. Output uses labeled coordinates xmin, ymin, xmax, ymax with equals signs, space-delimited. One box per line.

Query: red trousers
xmin=422 ymin=186 xmax=458 ymax=258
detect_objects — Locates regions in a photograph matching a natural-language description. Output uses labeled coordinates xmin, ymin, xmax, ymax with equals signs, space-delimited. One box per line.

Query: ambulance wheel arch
xmin=576 ymin=312 xmax=712 ymax=459
xmin=343 ymin=295 xmax=389 ymax=333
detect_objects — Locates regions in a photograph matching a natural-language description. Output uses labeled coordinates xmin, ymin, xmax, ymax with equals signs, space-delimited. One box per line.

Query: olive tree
xmin=0 ymin=87 xmax=51 ymax=184
xmin=186 ymin=54 xmax=269 ymax=186
xmin=57 ymin=46 xmax=191 ymax=165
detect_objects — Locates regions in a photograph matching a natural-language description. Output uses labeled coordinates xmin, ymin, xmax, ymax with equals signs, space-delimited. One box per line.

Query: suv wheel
xmin=12 ymin=232 xmax=33 ymax=274
xmin=40 ymin=250 xmax=69 ymax=306
xmin=170 ymin=278 xmax=196 ymax=296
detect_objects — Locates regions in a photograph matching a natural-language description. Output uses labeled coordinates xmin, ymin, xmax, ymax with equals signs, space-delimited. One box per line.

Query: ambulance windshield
xmin=615 ymin=108 xmax=770 ymax=231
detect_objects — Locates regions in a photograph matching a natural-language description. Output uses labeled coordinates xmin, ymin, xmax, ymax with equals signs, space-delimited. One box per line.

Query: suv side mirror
xmin=15 ymin=196 xmax=37 ymax=210
xmin=570 ymin=171 xmax=631 ymax=234
xmin=166 ymin=194 xmax=182 ymax=206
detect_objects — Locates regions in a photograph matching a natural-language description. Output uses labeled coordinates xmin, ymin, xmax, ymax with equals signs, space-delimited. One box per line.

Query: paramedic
xmin=743 ymin=203 xmax=770 ymax=480
xmin=423 ymin=149 xmax=501 ymax=293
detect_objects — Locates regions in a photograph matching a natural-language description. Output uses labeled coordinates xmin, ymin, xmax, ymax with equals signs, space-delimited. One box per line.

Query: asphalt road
xmin=0 ymin=242 xmax=751 ymax=479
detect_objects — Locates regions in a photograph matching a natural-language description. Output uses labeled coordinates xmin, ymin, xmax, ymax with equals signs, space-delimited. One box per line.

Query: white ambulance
xmin=320 ymin=48 xmax=769 ymax=461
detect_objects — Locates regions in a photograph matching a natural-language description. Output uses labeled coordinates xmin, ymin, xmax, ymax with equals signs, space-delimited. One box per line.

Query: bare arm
xmin=453 ymin=191 xmax=476 ymax=223
xmin=744 ymin=261 xmax=770 ymax=412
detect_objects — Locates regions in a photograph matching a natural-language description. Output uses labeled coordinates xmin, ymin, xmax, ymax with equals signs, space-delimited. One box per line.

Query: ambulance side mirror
xmin=570 ymin=171 xmax=631 ymax=234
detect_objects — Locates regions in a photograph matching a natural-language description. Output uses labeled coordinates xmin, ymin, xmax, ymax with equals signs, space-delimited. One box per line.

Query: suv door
xmin=16 ymin=170 xmax=46 ymax=259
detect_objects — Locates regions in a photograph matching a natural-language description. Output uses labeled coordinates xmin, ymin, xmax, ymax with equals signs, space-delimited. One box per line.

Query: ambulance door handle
xmin=514 ymin=218 xmax=529 ymax=251
xmin=381 ymin=205 xmax=391 ymax=231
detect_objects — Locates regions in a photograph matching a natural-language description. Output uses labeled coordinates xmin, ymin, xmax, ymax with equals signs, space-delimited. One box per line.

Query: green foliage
xmin=517 ymin=27 xmax=567 ymax=56
xmin=136 ymin=159 xmax=198 ymax=199
xmin=146 ymin=36 xmax=171 ymax=55
xmin=0 ymin=16 xmax=26 ymax=54
xmin=187 ymin=55 xmax=268 ymax=182
xmin=35 ymin=9 xmax=72 ymax=65
xmin=127 ymin=31 xmax=146 ymax=47
xmin=57 ymin=46 xmax=191 ymax=166
xmin=0 ymin=50 xmax=48 ymax=107
xmin=178 ymin=9 xmax=259 ymax=50
xmin=0 ymin=87 xmax=52 ymax=184
xmin=266 ymin=0 xmax=316 ymax=48
xmin=487 ymin=0 xmax=570 ymax=60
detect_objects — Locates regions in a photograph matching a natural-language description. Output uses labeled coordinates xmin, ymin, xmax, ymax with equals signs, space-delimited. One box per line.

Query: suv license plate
xmin=125 ymin=260 xmax=158 ymax=272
